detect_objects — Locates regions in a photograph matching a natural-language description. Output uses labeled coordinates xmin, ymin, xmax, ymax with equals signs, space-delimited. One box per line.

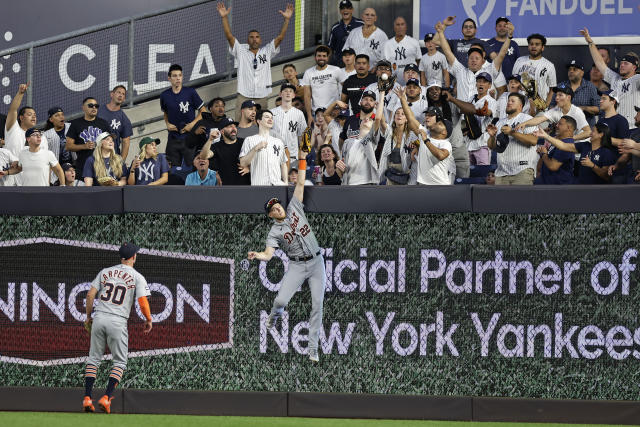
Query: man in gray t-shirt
xmin=248 ymin=148 xmax=325 ymax=362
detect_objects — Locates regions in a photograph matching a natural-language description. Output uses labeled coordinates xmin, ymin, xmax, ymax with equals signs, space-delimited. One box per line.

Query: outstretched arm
xmin=533 ymin=128 xmax=578 ymax=153
xmin=492 ymin=23 xmax=515 ymax=72
xmin=6 ymin=83 xmax=29 ymax=132
xmin=393 ymin=86 xmax=423 ymax=137
xmin=293 ymin=147 xmax=309 ymax=202
xmin=217 ymin=2 xmax=236 ymax=48
xmin=274 ymin=4 xmax=294 ymax=48
xmin=435 ymin=20 xmax=456 ymax=66
xmin=248 ymin=246 xmax=276 ymax=262
xmin=580 ymin=27 xmax=608 ymax=76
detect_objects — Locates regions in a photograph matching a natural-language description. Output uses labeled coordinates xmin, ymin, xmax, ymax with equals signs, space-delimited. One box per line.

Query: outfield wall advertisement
xmin=0 ymin=213 xmax=639 ymax=400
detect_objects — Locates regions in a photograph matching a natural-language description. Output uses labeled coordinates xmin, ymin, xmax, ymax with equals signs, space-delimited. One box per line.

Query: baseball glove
xmin=377 ymin=72 xmax=396 ymax=93
xmin=97 ymin=176 xmax=117 ymax=186
xmin=300 ymin=126 xmax=313 ymax=154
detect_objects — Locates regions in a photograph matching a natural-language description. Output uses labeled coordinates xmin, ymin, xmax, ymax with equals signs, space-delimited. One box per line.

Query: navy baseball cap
xmin=404 ymin=63 xmax=419 ymax=73
xmin=280 ymin=82 xmax=297 ymax=93
xmin=264 ymin=197 xmax=281 ymax=214
xmin=566 ymin=59 xmax=584 ymax=70
xmin=476 ymin=72 xmax=493 ymax=82
xmin=598 ymin=89 xmax=620 ymax=103
xmin=467 ymin=47 xmax=485 ymax=58
xmin=217 ymin=117 xmax=240 ymax=129
xmin=424 ymin=106 xmax=443 ymax=122
xmin=25 ymin=128 xmax=40 ymax=138
xmin=553 ymin=83 xmax=574 ymax=97
xmin=342 ymin=48 xmax=356 ymax=56
xmin=406 ymin=78 xmax=421 ymax=87
xmin=47 ymin=107 xmax=63 ymax=118
xmin=423 ymin=33 xmax=435 ymax=43
xmin=241 ymin=100 xmax=257 ymax=109
xmin=620 ymin=55 xmax=639 ymax=68
xmin=508 ymin=74 xmax=522 ymax=83
xmin=339 ymin=0 xmax=353 ymax=9
xmin=495 ymin=132 xmax=510 ymax=153
xmin=377 ymin=60 xmax=392 ymax=69
xmin=443 ymin=119 xmax=453 ymax=138
xmin=635 ymin=106 xmax=640 ymax=112
xmin=361 ymin=90 xmax=376 ymax=101
xmin=337 ymin=108 xmax=350 ymax=117
xmin=495 ymin=16 xmax=510 ymax=25
xmin=119 ymin=242 xmax=140 ymax=259
xmin=61 ymin=162 xmax=74 ymax=172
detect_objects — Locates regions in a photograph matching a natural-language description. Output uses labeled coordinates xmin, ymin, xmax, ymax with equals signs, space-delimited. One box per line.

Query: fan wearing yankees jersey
xmin=386 ymin=78 xmax=428 ymax=126
xmin=301 ymin=46 xmax=342 ymax=126
xmin=451 ymin=72 xmax=497 ymax=166
xmin=127 ymin=137 xmax=169 ymax=186
xmin=343 ymin=8 xmax=387 ymax=71
xmin=419 ymin=33 xmax=450 ymax=88
xmin=328 ymin=0 xmax=363 ymax=67
xmin=98 ymin=85 xmax=133 ymax=159
xmin=271 ymin=83 xmax=307 ymax=168
xmin=218 ymin=2 xmax=293 ymax=119
xmin=515 ymin=84 xmax=591 ymax=141
xmin=338 ymin=90 xmax=379 ymax=185
xmin=382 ymin=17 xmax=421 ymax=86
xmin=512 ymin=34 xmax=557 ymax=109
xmin=582 ymin=28 xmax=640 ymax=130
xmin=240 ymin=109 xmax=288 ymax=185
xmin=249 ymin=147 xmax=324 ymax=363
xmin=496 ymin=75 xmax=530 ymax=119
xmin=363 ymin=60 xmax=403 ymax=124
xmin=487 ymin=92 xmax=538 ymax=185
xmin=435 ymin=20 xmax=511 ymax=102
xmin=395 ymin=87 xmax=454 ymax=185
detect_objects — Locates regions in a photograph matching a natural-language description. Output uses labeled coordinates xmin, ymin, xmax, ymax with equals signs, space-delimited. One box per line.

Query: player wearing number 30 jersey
xmin=248 ymin=147 xmax=325 ymax=363
xmin=81 ymin=242 xmax=152 ymax=414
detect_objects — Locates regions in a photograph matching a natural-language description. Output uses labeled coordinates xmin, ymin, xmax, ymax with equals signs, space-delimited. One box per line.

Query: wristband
xmin=298 ymin=159 xmax=307 ymax=171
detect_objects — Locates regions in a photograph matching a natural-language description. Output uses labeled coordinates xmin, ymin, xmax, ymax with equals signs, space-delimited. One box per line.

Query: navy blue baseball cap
xmin=119 ymin=242 xmax=140 ymax=259
xmin=406 ymin=78 xmax=421 ymax=87
xmin=337 ymin=108 xmax=350 ymax=117
xmin=342 ymin=48 xmax=356 ymax=56
xmin=280 ymin=82 xmax=297 ymax=93
xmin=241 ymin=100 xmax=257 ymax=109
xmin=404 ymin=63 xmax=419 ymax=73
xmin=566 ymin=59 xmax=584 ymax=70
xmin=361 ymin=90 xmax=377 ymax=101
xmin=475 ymin=72 xmax=493 ymax=82
xmin=25 ymin=128 xmax=40 ymax=138
xmin=217 ymin=117 xmax=240 ymax=129
xmin=424 ymin=106 xmax=444 ymax=122
xmin=264 ymin=197 xmax=282 ymax=214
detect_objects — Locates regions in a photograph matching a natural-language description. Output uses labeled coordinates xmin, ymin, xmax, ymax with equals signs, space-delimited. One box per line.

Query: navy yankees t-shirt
xmin=98 ymin=107 xmax=133 ymax=155
xmin=83 ymin=156 xmax=128 ymax=185
xmin=130 ymin=154 xmax=170 ymax=185
xmin=537 ymin=138 xmax=575 ymax=185
xmin=160 ymin=87 xmax=204 ymax=140
xmin=574 ymin=142 xmax=617 ymax=184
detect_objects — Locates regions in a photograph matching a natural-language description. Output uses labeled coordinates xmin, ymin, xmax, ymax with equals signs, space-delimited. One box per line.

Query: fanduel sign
xmin=0 ymin=238 xmax=234 ymax=366
xmin=419 ymin=0 xmax=638 ymax=39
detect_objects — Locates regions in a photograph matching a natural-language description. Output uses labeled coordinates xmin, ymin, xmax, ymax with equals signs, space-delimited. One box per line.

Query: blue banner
xmin=420 ymin=0 xmax=639 ymax=39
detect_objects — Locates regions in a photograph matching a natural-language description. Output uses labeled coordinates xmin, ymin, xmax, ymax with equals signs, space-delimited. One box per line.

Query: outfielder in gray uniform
xmin=248 ymin=149 xmax=325 ymax=362
xmin=82 ymin=243 xmax=152 ymax=414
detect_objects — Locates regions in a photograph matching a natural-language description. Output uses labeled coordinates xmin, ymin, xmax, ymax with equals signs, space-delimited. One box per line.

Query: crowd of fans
xmin=1 ymin=0 xmax=639 ymax=187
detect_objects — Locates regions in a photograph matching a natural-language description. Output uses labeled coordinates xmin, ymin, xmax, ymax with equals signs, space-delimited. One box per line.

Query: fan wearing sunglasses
xmin=65 ymin=97 xmax=111 ymax=180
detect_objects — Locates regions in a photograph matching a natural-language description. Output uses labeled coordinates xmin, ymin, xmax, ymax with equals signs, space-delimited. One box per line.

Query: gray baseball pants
xmin=270 ymin=255 xmax=325 ymax=351
xmin=87 ymin=313 xmax=129 ymax=369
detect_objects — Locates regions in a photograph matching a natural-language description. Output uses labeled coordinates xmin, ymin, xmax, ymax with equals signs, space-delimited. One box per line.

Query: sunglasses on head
xmin=266 ymin=198 xmax=279 ymax=211
xmin=87 ymin=103 xmax=99 ymax=109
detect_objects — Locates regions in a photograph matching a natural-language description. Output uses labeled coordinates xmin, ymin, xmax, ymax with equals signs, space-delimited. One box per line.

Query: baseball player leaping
xmin=82 ymin=243 xmax=152 ymax=414
xmin=248 ymin=140 xmax=326 ymax=363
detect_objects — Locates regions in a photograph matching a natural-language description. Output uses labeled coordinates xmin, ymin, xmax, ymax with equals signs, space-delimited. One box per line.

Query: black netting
xmin=1 ymin=213 xmax=639 ymax=400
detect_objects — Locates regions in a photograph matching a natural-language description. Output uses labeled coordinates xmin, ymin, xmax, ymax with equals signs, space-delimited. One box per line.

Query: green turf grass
xmin=0 ymin=413 xmax=636 ymax=427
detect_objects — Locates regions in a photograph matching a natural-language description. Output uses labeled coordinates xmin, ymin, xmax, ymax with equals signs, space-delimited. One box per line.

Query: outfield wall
xmin=1 ymin=187 xmax=640 ymax=410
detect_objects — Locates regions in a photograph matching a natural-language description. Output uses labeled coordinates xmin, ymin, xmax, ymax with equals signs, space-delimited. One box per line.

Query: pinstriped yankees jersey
xmin=266 ymin=197 xmax=319 ymax=258
xmin=270 ymin=106 xmax=307 ymax=161
xmin=494 ymin=112 xmax=538 ymax=177
xmin=604 ymin=70 xmax=640 ymax=129
xmin=91 ymin=264 xmax=150 ymax=320
xmin=343 ymin=27 xmax=388 ymax=67
xmin=230 ymin=40 xmax=280 ymax=98
xmin=240 ymin=134 xmax=287 ymax=185
xmin=512 ymin=56 xmax=557 ymax=102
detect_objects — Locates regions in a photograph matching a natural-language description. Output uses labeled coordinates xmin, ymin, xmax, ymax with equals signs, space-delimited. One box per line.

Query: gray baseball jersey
xmin=266 ymin=197 xmax=319 ymax=258
xmin=88 ymin=263 xmax=150 ymax=368
xmin=264 ymin=196 xmax=325 ymax=355
xmin=92 ymin=264 xmax=150 ymax=319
